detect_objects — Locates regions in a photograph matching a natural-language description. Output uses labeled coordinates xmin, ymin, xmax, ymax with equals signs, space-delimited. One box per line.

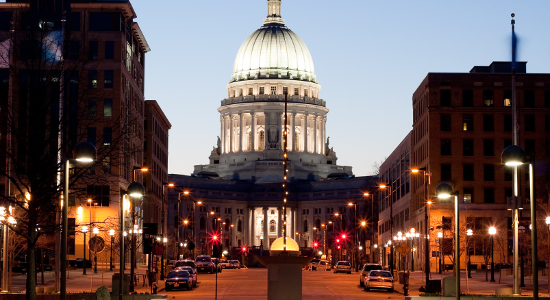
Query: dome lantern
xmin=264 ymin=0 xmax=285 ymax=25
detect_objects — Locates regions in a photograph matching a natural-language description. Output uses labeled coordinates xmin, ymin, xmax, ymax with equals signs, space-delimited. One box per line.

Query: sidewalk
xmin=11 ymin=264 xmax=165 ymax=294
xmin=403 ymin=269 xmax=549 ymax=296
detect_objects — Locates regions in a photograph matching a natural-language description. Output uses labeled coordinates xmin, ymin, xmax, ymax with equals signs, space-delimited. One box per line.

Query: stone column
xmin=308 ymin=208 xmax=314 ymax=247
xmin=263 ymin=207 xmax=268 ymax=250
xmin=251 ymin=113 xmax=256 ymax=151
xmin=229 ymin=115 xmax=234 ymax=153
xmin=221 ymin=116 xmax=225 ymax=154
xmin=313 ymin=115 xmax=318 ymax=154
xmin=252 ymin=208 xmax=256 ymax=246
xmin=303 ymin=115 xmax=308 ymax=153
xmin=291 ymin=113 xmax=296 ymax=152
xmin=244 ymin=207 xmax=249 ymax=247
xmin=239 ymin=113 xmax=243 ymax=152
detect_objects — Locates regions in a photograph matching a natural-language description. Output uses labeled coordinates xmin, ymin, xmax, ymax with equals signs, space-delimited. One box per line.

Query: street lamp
xmin=348 ymin=202 xmax=357 ymax=270
xmin=502 ymin=144 xmax=538 ymax=299
xmin=380 ymin=183 xmax=393 ymax=275
xmin=411 ymin=167 xmax=432 ymax=287
xmin=61 ymin=141 xmax=97 ymax=300
xmin=109 ymin=229 xmax=115 ymax=271
xmin=489 ymin=226 xmax=496 ymax=282
xmin=120 ymin=181 xmax=145 ymax=300
xmin=82 ymin=226 xmax=89 ymax=275
xmin=466 ymin=229 xmax=473 ymax=279
xmin=407 ymin=228 xmax=419 ymax=272
xmin=436 ymin=182 xmax=460 ymax=300
xmin=437 ymin=232 xmax=443 ymax=274
xmin=93 ymin=227 xmax=99 ymax=273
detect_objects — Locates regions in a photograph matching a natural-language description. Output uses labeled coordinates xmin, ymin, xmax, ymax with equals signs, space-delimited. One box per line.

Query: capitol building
xmin=167 ymin=1 xmax=377 ymax=263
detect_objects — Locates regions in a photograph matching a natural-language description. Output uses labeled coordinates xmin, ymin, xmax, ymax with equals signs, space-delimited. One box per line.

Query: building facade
xmin=0 ymin=0 xmax=150 ymax=265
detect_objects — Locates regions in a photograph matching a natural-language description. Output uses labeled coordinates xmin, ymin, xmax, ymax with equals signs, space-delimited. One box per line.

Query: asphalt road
xmin=165 ymin=268 xmax=401 ymax=300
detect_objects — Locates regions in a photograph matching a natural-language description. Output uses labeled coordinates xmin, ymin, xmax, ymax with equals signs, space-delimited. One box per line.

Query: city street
xmin=7 ymin=266 xmax=549 ymax=299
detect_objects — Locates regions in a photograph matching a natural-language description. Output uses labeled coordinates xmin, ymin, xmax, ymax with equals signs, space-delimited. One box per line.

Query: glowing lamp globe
xmin=270 ymin=237 xmax=300 ymax=254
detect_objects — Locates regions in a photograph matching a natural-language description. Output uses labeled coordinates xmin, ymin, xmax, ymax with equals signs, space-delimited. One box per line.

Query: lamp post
xmin=502 ymin=144 xmax=537 ymax=299
xmin=363 ymin=192 xmax=376 ymax=264
xmin=82 ymin=226 xmax=88 ymax=275
xmin=436 ymin=182 xmax=460 ymax=300
xmin=466 ymin=229 xmax=473 ymax=279
xmin=380 ymin=183 xmax=394 ymax=276
xmin=489 ymin=226 xmax=496 ymax=282
xmin=121 ymin=181 xmax=145 ymax=300
xmin=61 ymin=142 xmax=97 ymax=300
xmin=348 ymin=202 xmax=357 ymax=270
xmin=407 ymin=228 xmax=419 ymax=272
xmin=437 ymin=232 xmax=443 ymax=274
xmin=519 ymin=225 xmax=525 ymax=287
xmin=93 ymin=227 xmax=99 ymax=273
xmin=411 ymin=167 xmax=432 ymax=287
xmin=373 ymin=244 xmax=377 ymax=263
xmin=109 ymin=229 xmax=115 ymax=271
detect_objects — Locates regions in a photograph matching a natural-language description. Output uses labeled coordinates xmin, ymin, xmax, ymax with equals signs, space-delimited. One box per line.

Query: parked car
xmin=229 ymin=260 xmax=241 ymax=269
xmin=174 ymin=266 xmax=197 ymax=287
xmin=333 ymin=261 xmax=352 ymax=274
xmin=316 ymin=260 xmax=331 ymax=271
xmin=359 ymin=263 xmax=383 ymax=286
xmin=195 ymin=255 xmax=216 ymax=273
xmin=308 ymin=259 xmax=320 ymax=270
xmin=175 ymin=260 xmax=196 ymax=270
xmin=219 ymin=259 xmax=230 ymax=269
xmin=364 ymin=270 xmax=394 ymax=292
xmin=165 ymin=270 xmax=194 ymax=291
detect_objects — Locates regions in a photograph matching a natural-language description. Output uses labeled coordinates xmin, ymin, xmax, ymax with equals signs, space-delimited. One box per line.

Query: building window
xmin=269 ymin=220 xmax=276 ymax=233
xmin=462 ymin=89 xmax=473 ymax=107
xmin=105 ymin=41 xmax=114 ymax=59
xmin=483 ymin=139 xmax=494 ymax=156
xmin=524 ymin=90 xmax=535 ymax=107
xmin=525 ymin=115 xmax=535 ymax=132
xmin=504 ymin=114 xmax=512 ymax=131
xmin=483 ymin=188 xmax=495 ymax=203
xmin=86 ymin=185 xmax=110 ymax=206
xmin=441 ymin=139 xmax=451 ymax=156
xmin=283 ymin=87 xmax=288 ymax=95
xmin=484 ymin=164 xmax=494 ymax=181
xmin=104 ymin=70 xmax=113 ymax=88
xmin=504 ymin=90 xmax=512 ymax=107
xmin=441 ymin=164 xmax=451 ymax=181
xmin=440 ymin=90 xmax=451 ymax=107
xmin=103 ymin=127 xmax=112 ymax=145
xmin=463 ymin=164 xmax=474 ymax=181
xmin=441 ymin=114 xmax=451 ymax=131
xmin=89 ymin=12 xmax=122 ymax=31
xmin=463 ymin=188 xmax=473 ymax=203
xmin=259 ymin=87 xmax=264 ymax=95
xmin=87 ymin=127 xmax=96 ymax=145
xmin=483 ymin=115 xmax=494 ymax=131
xmin=271 ymin=86 xmax=276 ymax=95
xmin=239 ymin=89 xmax=243 ymax=96
xmin=87 ymin=98 xmax=97 ymax=118
xmin=102 ymin=156 xmax=111 ymax=174
xmin=89 ymin=41 xmax=98 ymax=60
xmin=237 ymin=219 xmax=242 ymax=232
xmin=463 ymin=139 xmax=474 ymax=156
xmin=525 ymin=139 xmax=535 ymax=157
xmin=483 ymin=90 xmax=494 ymax=107
xmin=65 ymin=41 xmax=80 ymax=60
xmin=462 ymin=114 xmax=473 ymax=131
xmin=88 ymin=70 xmax=97 ymax=89
xmin=104 ymin=99 xmax=113 ymax=117
xmin=304 ymin=90 xmax=308 ymax=97
xmin=249 ymin=87 xmax=253 ymax=95
xmin=294 ymin=88 xmax=299 ymax=95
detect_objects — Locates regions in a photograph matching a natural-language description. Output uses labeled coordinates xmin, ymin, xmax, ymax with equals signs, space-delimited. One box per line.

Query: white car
xmin=333 ymin=261 xmax=352 ymax=274
xmin=364 ymin=270 xmax=394 ymax=292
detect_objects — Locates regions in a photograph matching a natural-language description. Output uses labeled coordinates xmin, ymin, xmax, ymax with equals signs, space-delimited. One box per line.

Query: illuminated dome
xmin=230 ymin=1 xmax=317 ymax=84
xmin=270 ymin=237 xmax=300 ymax=251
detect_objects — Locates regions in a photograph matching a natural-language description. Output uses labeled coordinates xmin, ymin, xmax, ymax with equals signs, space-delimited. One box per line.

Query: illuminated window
xmin=260 ymin=87 xmax=264 ymax=95
xmin=483 ymin=90 xmax=494 ymax=107
xmin=271 ymin=86 xmax=276 ymax=95
xmin=504 ymin=90 xmax=512 ymax=106
xmin=294 ymin=88 xmax=298 ymax=95
xmin=249 ymin=87 xmax=253 ymax=95
xmin=462 ymin=114 xmax=473 ymax=131
xmin=269 ymin=220 xmax=276 ymax=233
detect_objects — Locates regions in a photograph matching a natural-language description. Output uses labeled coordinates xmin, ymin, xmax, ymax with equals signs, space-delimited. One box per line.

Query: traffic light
xmin=241 ymin=246 xmax=248 ymax=253
xmin=341 ymin=234 xmax=346 ymax=240
xmin=313 ymin=241 xmax=319 ymax=248
xmin=337 ymin=245 xmax=341 ymax=250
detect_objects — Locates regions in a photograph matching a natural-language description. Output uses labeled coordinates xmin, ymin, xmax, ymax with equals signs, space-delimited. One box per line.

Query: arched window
xmin=237 ymin=219 xmax=242 ymax=232
xmin=269 ymin=220 xmax=276 ymax=233
xmin=259 ymin=131 xmax=265 ymax=150
xmin=225 ymin=218 xmax=231 ymax=231
xmin=200 ymin=217 xmax=206 ymax=230
xmin=303 ymin=219 xmax=308 ymax=232
xmin=315 ymin=219 xmax=321 ymax=230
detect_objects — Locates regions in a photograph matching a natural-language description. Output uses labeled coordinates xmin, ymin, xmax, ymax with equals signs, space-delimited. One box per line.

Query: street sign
xmin=397 ymin=242 xmax=411 ymax=256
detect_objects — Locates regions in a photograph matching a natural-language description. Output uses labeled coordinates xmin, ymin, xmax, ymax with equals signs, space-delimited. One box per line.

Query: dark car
xmin=174 ymin=266 xmax=197 ymax=287
xmin=175 ymin=260 xmax=196 ymax=270
xmin=74 ymin=258 xmax=92 ymax=268
xmin=359 ymin=263 xmax=383 ymax=287
xmin=195 ymin=255 xmax=216 ymax=273
xmin=165 ymin=270 xmax=193 ymax=291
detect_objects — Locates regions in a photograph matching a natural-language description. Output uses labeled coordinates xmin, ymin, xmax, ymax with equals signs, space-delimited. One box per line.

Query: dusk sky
xmin=131 ymin=0 xmax=550 ymax=177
